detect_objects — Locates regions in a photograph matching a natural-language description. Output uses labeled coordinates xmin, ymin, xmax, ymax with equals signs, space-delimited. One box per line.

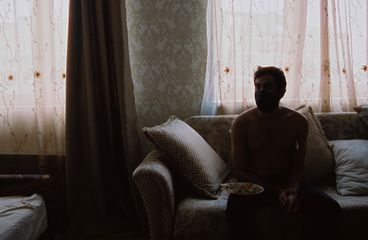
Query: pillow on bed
xmin=330 ymin=139 xmax=368 ymax=195
xmin=0 ymin=194 xmax=48 ymax=239
xmin=143 ymin=116 xmax=230 ymax=199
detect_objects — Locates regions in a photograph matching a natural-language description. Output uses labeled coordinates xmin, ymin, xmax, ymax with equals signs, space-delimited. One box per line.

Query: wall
xmin=126 ymin=0 xmax=207 ymax=154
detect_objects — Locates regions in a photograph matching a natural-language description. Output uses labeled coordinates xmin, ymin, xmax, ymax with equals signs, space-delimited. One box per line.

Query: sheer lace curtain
xmin=201 ymin=0 xmax=368 ymax=115
xmin=0 ymin=0 xmax=68 ymax=154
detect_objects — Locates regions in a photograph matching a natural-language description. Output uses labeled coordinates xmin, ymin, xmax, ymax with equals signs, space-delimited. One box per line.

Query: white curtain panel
xmin=201 ymin=0 xmax=368 ymax=115
xmin=0 ymin=0 xmax=68 ymax=154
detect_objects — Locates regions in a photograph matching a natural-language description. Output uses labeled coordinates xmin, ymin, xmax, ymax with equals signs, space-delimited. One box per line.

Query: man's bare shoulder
xmin=234 ymin=107 xmax=258 ymax=123
xmin=231 ymin=107 xmax=257 ymax=132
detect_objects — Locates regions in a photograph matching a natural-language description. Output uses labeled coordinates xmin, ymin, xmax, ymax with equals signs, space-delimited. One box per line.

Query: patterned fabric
xmin=330 ymin=140 xmax=368 ymax=195
xmin=358 ymin=108 xmax=368 ymax=126
xmin=174 ymin=189 xmax=300 ymax=240
xmin=184 ymin=115 xmax=235 ymax=164
xmin=126 ymin=0 xmax=207 ymax=154
xmin=132 ymin=151 xmax=175 ymax=240
xmin=0 ymin=1 xmax=68 ymax=154
xmin=316 ymin=112 xmax=368 ymax=140
xmin=143 ymin=116 xmax=230 ymax=198
xmin=202 ymin=0 xmax=368 ymax=115
xmin=297 ymin=106 xmax=335 ymax=185
xmin=135 ymin=113 xmax=368 ymax=240
xmin=353 ymin=105 xmax=368 ymax=127
xmin=173 ymin=185 xmax=368 ymax=240
xmin=174 ymin=189 xmax=229 ymax=240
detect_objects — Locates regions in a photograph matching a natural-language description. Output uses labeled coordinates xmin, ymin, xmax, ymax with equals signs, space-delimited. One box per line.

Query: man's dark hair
xmin=254 ymin=66 xmax=287 ymax=90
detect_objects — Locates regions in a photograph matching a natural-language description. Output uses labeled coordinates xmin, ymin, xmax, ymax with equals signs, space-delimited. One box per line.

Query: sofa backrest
xmin=185 ymin=112 xmax=368 ymax=164
xmin=185 ymin=115 xmax=235 ymax=164
xmin=315 ymin=112 xmax=368 ymax=140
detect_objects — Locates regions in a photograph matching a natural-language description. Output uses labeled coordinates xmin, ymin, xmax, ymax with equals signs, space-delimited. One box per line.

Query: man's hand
xmin=278 ymin=188 xmax=299 ymax=213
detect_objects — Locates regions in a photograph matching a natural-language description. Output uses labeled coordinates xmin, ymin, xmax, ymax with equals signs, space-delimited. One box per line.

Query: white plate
xmin=221 ymin=182 xmax=264 ymax=195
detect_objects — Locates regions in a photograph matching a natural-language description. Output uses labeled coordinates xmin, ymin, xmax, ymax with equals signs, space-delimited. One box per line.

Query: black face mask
xmin=255 ymin=90 xmax=279 ymax=113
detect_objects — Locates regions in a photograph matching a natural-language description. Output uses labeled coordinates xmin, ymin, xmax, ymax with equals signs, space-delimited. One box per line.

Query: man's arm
xmin=287 ymin=116 xmax=309 ymax=192
xmin=231 ymin=117 xmax=282 ymax=194
xmin=279 ymin=116 xmax=309 ymax=213
xmin=231 ymin=118 xmax=249 ymax=179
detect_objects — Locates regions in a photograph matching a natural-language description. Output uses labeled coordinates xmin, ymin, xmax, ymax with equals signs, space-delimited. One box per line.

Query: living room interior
xmin=0 ymin=0 xmax=367 ymax=240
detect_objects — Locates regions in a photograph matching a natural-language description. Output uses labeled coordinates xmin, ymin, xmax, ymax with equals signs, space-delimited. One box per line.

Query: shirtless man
xmin=226 ymin=66 xmax=341 ymax=240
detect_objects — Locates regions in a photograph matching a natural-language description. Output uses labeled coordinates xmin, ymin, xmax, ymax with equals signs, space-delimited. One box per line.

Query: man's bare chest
xmin=245 ymin=123 xmax=296 ymax=153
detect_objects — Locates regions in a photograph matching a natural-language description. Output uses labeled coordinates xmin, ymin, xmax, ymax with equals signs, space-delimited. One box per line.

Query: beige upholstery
xmin=133 ymin=112 xmax=368 ymax=240
xmin=133 ymin=151 xmax=175 ymax=240
xmin=143 ymin=116 xmax=230 ymax=198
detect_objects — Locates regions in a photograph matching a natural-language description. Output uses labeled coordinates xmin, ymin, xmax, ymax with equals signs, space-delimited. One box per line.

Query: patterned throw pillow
xmin=297 ymin=106 xmax=335 ymax=185
xmin=143 ymin=116 xmax=230 ymax=199
xmin=353 ymin=105 xmax=368 ymax=126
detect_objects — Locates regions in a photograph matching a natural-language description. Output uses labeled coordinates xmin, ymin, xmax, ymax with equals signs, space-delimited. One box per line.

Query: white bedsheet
xmin=0 ymin=194 xmax=47 ymax=240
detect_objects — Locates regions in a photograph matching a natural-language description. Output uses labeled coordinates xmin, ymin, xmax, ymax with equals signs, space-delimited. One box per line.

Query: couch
xmin=133 ymin=112 xmax=368 ymax=240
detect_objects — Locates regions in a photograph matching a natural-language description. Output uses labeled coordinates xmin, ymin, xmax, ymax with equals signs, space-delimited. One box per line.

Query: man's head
xmin=253 ymin=66 xmax=287 ymax=113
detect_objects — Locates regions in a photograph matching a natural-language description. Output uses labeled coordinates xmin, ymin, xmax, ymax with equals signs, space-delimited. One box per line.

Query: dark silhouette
xmin=226 ymin=66 xmax=341 ymax=240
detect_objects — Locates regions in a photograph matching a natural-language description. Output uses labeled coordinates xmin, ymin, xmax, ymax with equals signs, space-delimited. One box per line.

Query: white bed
xmin=0 ymin=194 xmax=47 ymax=240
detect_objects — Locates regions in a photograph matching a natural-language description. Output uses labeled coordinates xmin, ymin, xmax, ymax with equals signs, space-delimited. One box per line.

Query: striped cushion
xmin=298 ymin=106 xmax=335 ymax=185
xmin=143 ymin=116 xmax=230 ymax=199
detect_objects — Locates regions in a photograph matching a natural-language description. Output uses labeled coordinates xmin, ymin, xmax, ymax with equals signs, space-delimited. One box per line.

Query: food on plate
xmin=221 ymin=182 xmax=264 ymax=195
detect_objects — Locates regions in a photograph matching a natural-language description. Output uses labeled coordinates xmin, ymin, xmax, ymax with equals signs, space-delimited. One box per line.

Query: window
xmin=201 ymin=0 xmax=368 ymax=114
xmin=0 ymin=0 xmax=69 ymax=154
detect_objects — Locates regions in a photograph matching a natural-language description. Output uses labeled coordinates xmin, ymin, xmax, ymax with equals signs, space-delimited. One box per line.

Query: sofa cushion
xmin=322 ymin=187 xmax=368 ymax=210
xmin=354 ymin=105 xmax=368 ymax=126
xmin=175 ymin=186 xmax=368 ymax=240
xmin=143 ymin=116 xmax=230 ymax=199
xmin=174 ymin=189 xmax=229 ymax=240
xmin=298 ymin=106 xmax=335 ymax=185
xmin=174 ymin=190 xmax=295 ymax=240
xmin=330 ymin=140 xmax=368 ymax=195
xmin=321 ymin=186 xmax=368 ymax=239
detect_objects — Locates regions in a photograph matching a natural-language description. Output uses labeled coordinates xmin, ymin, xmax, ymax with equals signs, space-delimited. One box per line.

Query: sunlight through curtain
xmin=0 ymin=0 xmax=68 ymax=154
xmin=201 ymin=0 xmax=368 ymax=115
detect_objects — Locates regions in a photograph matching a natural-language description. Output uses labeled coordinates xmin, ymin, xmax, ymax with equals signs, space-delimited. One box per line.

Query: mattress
xmin=0 ymin=194 xmax=47 ymax=240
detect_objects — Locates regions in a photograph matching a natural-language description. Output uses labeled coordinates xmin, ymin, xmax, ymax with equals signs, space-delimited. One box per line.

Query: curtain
xmin=65 ymin=0 xmax=142 ymax=238
xmin=201 ymin=0 xmax=368 ymax=115
xmin=0 ymin=0 xmax=68 ymax=154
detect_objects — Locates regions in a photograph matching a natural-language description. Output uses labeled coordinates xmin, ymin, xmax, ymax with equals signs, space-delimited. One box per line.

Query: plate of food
xmin=221 ymin=182 xmax=264 ymax=195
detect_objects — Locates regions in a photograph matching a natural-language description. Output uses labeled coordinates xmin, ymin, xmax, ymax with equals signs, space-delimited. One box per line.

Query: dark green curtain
xmin=65 ymin=0 xmax=143 ymax=238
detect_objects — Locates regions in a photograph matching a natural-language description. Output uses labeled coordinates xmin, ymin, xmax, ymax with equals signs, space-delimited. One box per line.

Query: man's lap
xmin=227 ymin=183 xmax=340 ymax=213
xmin=226 ymin=183 xmax=342 ymax=239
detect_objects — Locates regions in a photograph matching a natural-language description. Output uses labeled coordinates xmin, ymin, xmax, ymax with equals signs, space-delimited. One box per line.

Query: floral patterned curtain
xmin=0 ymin=0 xmax=68 ymax=154
xmin=201 ymin=0 xmax=368 ymax=115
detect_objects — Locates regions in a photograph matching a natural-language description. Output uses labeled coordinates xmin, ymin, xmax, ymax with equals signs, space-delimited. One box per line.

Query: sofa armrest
xmin=133 ymin=151 xmax=175 ymax=240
